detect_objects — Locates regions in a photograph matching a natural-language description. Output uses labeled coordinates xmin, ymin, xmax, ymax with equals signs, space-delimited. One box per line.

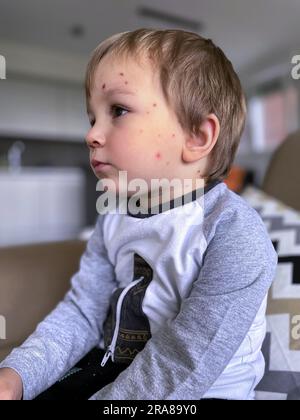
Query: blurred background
xmin=0 ymin=0 xmax=300 ymax=247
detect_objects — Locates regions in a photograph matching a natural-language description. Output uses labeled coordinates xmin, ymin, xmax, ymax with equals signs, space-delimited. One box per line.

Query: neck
xmin=141 ymin=177 xmax=206 ymax=209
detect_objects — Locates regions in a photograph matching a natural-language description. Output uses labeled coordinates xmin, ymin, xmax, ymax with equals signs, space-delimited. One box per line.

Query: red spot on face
xmin=139 ymin=129 xmax=144 ymax=133
xmin=102 ymin=83 xmax=106 ymax=89
xmin=155 ymin=152 xmax=162 ymax=160
xmin=125 ymin=81 xmax=128 ymax=85
xmin=166 ymin=161 xmax=170 ymax=166
xmin=172 ymin=133 xmax=176 ymax=138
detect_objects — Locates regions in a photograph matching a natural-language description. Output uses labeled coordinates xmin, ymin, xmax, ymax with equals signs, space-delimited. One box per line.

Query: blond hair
xmin=85 ymin=28 xmax=246 ymax=183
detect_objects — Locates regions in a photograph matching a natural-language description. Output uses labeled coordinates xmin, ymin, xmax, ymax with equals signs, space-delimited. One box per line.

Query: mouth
xmin=91 ymin=159 xmax=112 ymax=173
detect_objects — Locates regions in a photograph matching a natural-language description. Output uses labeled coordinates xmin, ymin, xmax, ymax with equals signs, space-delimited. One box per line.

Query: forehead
xmin=91 ymin=53 xmax=158 ymax=95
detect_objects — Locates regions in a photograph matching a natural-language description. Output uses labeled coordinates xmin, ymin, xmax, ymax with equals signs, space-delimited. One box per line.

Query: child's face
xmin=86 ymin=53 xmax=192 ymax=196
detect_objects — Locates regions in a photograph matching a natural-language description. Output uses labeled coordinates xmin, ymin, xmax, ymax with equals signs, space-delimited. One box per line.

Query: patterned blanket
xmin=242 ymin=186 xmax=300 ymax=400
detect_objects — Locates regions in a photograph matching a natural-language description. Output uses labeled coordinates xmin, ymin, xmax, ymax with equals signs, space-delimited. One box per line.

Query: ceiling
xmin=0 ymin=0 xmax=300 ymax=79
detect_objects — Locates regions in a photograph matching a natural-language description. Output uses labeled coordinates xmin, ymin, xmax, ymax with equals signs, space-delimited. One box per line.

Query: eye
xmin=88 ymin=105 xmax=128 ymax=126
xmin=111 ymin=105 xmax=128 ymax=119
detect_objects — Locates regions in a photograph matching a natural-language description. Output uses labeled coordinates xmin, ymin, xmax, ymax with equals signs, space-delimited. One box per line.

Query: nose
xmin=85 ymin=127 xmax=106 ymax=148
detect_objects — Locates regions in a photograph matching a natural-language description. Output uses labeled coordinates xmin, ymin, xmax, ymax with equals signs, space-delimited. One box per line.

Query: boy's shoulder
xmin=200 ymin=182 xmax=277 ymax=293
xmin=203 ymin=182 xmax=270 ymax=245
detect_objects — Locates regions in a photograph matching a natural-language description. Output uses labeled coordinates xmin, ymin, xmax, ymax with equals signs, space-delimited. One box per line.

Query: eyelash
xmin=89 ymin=105 xmax=128 ymax=127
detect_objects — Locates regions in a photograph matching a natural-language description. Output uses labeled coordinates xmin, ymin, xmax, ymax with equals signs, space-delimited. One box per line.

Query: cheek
xmin=108 ymin=131 xmax=144 ymax=167
xmin=109 ymin=124 xmax=177 ymax=168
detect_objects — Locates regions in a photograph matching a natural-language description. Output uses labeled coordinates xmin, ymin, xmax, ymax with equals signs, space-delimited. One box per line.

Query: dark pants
xmin=34 ymin=348 xmax=128 ymax=400
xmin=34 ymin=348 xmax=227 ymax=401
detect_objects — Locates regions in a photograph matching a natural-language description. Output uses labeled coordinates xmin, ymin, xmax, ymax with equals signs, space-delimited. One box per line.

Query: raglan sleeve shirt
xmin=0 ymin=188 xmax=278 ymax=400
xmin=90 ymin=202 xmax=278 ymax=400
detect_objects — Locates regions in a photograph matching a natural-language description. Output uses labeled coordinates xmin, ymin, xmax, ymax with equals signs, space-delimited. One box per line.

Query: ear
xmin=182 ymin=114 xmax=220 ymax=163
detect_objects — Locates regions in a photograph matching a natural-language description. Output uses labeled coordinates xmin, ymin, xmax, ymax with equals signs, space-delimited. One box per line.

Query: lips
xmin=91 ymin=159 xmax=112 ymax=173
xmin=91 ymin=159 xmax=107 ymax=168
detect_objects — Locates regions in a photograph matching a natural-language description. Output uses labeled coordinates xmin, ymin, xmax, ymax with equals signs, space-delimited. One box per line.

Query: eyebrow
xmin=103 ymin=87 xmax=136 ymax=97
xmin=87 ymin=86 xmax=136 ymax=114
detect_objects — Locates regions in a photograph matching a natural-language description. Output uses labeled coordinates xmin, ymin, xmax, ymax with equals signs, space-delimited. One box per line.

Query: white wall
xmin=0 ymin=40 xmax=90 ymax=141
xmin=0 ymin=77 xmax=89 ymax=141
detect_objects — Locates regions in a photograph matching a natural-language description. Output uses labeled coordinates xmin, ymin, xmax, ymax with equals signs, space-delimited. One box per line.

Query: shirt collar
xmin=125 ymin=179 xmax=222 ymax=219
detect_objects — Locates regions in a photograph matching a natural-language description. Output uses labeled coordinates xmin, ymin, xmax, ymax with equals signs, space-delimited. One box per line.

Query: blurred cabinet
xmin=0 ymin=168 xmax=86 ymax=246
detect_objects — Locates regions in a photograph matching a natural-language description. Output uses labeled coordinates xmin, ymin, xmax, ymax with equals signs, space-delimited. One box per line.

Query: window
xmin=247 ymin=81 xmax=299 ymax=153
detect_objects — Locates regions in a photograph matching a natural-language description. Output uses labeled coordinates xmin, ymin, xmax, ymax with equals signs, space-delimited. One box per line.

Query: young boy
xmin=0 ymin=28 xmax=277 ymax=400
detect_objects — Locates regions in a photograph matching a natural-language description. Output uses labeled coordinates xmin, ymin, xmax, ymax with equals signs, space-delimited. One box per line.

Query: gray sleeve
xmin=0 ymin=215 xmax=116 ymax=400
xmin=90 ymin=206 xmax=278 ymax=400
